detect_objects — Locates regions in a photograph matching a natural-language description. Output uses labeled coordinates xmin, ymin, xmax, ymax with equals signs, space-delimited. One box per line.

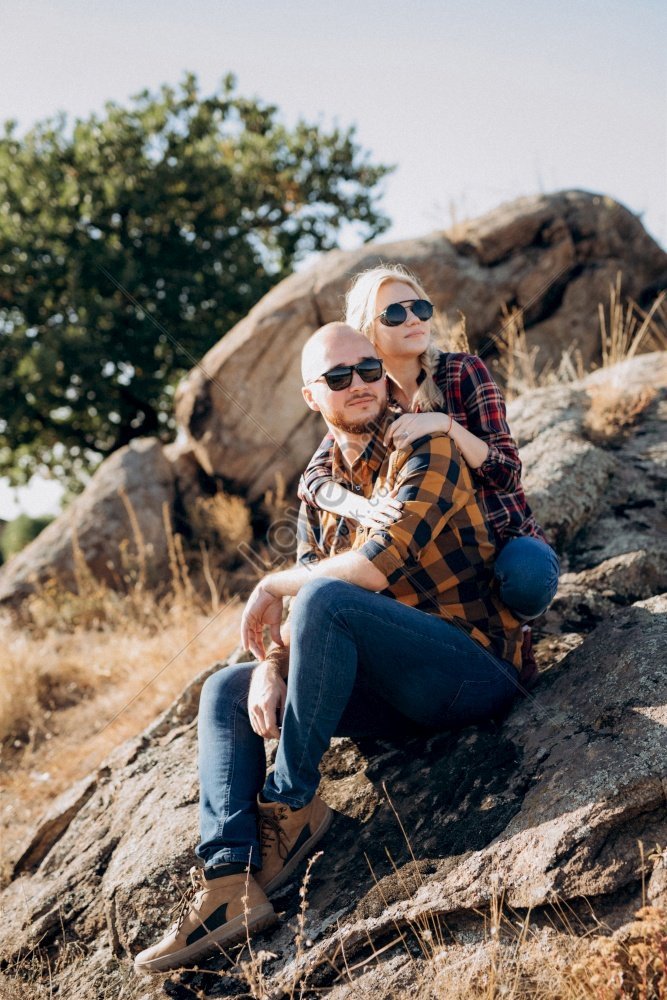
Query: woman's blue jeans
xmin=196 ymin=577 xmax=520 ymax=870
xmin=494 ymin=536 xmax=560 ymax=620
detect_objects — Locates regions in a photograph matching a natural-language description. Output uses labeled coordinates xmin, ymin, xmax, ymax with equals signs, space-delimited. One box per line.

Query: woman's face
xmin=371 ymin=280 xmax=431 ymax=361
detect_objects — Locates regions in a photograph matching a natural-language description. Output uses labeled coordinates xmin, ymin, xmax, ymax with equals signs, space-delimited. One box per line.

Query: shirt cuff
xmin=474 ymin=443 xmax=503 ymax=480
xmin=298 ymin=551 xmax=321 ymax=566
xmin=301 ymin=473 xmax=333 ymax=509
xmin=359 ymin=535 xmax=405 ymax=585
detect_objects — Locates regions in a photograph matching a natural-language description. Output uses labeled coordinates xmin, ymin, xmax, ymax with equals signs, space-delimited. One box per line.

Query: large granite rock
xmin=0 ymin=438 xmax=175 ymax=604
xmin=1 ymin=353 xmax=666 ymax=999
xmin=1 ymin=191 xmax=663 ymax=608
xmin=175 ymin=190 xmax=666 ymax=500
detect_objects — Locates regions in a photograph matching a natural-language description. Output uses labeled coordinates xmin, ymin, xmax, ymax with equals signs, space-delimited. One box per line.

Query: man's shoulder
xmin=393 ymin=431 xmax=457 ymax=472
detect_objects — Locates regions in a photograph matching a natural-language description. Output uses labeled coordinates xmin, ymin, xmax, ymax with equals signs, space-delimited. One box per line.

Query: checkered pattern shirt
xmin=296 ymin=416 xmax=522 ymax=669
xmin=298 ymin=351 xmax=546 ymax=546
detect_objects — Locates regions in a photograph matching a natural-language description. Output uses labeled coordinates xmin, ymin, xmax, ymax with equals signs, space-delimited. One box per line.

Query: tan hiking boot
xmin=133 ymin=866 xmax=275 ymax=974
xmin=256 ymin=795 xmax=333 ymax=896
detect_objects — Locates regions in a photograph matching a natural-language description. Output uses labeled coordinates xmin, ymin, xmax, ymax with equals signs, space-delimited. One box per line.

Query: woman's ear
xmin=302 ymin=385 xmax=321 ymax=412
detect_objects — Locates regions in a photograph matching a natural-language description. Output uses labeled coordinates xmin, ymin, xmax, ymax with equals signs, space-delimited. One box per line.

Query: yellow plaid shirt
xmin=296 ymin=415 xmax=522 ymax=669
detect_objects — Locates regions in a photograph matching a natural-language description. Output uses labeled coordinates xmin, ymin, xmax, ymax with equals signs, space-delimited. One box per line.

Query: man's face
xmin=302 ymin=331 xmax=388 ymax=435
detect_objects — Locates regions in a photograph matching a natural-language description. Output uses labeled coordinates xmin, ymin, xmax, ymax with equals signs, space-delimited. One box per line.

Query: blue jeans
xmin=494 ymin=536 xmax=560 ymax=620
xmin=196 ymin=577 xmax=520 ymax=869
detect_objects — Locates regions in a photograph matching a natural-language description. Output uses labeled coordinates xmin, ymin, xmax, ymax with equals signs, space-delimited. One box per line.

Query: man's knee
xmin=290 ymin=577 xmax=356 ymax=625
xmin=199 ymin=663 xmax=254 ymax=722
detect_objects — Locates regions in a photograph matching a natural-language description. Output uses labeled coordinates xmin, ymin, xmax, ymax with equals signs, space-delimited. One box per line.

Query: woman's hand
xmin=384 ymin=412 xmax=452 ymax=450
xmin=352 ymin=491 xmax=404 ymax=529
xmin=248 ymin=662 xmax=287 ymax=739
xmin=241 ymin=581 xmax=284 ymax=660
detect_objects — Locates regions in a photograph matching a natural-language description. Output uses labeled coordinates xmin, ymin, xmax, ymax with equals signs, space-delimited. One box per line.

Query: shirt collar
xmin=330 ymin=410 xmax=396 ymax=487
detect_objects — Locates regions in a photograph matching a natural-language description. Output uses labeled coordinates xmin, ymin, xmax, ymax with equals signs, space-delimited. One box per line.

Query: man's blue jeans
xmin=196 ymin=578 xmax=520 ymax=870
xmin=494 ymin=536 xmax=560 ymax=620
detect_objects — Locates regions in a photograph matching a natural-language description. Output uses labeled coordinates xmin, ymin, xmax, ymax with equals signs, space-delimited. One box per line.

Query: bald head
xmin=301 ymin=322 xmax=378 ymax=384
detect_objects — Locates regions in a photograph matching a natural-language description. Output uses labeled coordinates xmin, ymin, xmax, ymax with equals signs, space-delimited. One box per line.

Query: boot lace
xmin=169 ymin=866 xmax=207 ymax=930
xmin=259 ymin=806 xmax=289 ymax=862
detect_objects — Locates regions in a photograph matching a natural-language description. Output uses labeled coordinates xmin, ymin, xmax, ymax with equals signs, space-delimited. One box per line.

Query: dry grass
xmin=0 ymin=595 xmax=243 ymax=875
xmin=190 ymin=488 xmax=254 ymax=567
xmin=493 ymin=274 xmax=666 ymax=399
xmin=432 ymin=309 xmax=471 ymax=355
xmin=416 ymin=902 xmax=667 ymax=1000
xmin=0 ymin=499 xmax=248 ymax=885
xmin=257 ymin=846 xmax=666 ymax=1000
xmin=493 ymin=304 xmax=586 ymax=400
xmin=584 ymin=383 xmax=658 ymax=443
xmin=599 ymin=273 xmax=667 ymax=367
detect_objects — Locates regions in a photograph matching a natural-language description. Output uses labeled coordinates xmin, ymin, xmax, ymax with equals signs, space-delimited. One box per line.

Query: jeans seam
xmin=290 ymin=606 xmax=342 ymax=787
xmin=216 ymin=691 xmax=244 ymax=841
xmin=325 ymin=604 xmax=507 ymax=673
xmin=446 ymin=672 xmax=516 ymax=719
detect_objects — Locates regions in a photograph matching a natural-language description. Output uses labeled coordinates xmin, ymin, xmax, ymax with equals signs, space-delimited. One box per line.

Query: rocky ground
xmin=0 ymin=352 xmax=665 ymax=999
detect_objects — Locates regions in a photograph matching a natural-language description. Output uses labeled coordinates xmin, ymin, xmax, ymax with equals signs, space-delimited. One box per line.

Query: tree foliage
xmin=0 ymin=73 xmax=391 ymax=489
xmin=0 ymin=513 xmax=53 ymax=563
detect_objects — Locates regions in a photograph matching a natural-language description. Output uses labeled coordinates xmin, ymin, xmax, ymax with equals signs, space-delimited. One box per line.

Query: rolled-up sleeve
xmin=297 ymin=433 xmax=335 ymax=508
xmin=459 ymin=356 xmax=522 ymax=492
xmin=296 ymin=501 xmax=324 ymax=565
xmin=358 ymin=436 xmax=472 ymax=584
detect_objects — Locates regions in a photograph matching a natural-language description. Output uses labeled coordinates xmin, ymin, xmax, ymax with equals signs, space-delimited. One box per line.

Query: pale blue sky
xmin=1 ymin=0 xmax=665 ymax=518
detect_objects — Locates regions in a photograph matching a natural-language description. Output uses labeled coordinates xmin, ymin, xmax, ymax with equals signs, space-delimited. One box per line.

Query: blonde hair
xmin=344 ymin=263 xmax=445 ymax=412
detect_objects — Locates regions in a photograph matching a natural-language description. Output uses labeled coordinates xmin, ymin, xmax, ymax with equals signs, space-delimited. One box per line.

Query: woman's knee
xmin=495 ymin=537 xmax=560 ymax=618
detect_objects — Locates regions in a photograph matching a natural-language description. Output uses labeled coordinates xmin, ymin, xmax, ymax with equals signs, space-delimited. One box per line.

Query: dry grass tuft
xmin=433 ymin=309 xmax=471 ymax=355
xmin=599 ymin=273 xmax=667 ymax=368
xmin=493 ymin=305 xmax=586 ymax=400
xmin=190 ymin=488 xmax=253 ymax=567
xmin=571 ymin=905 xmax=667 ymax=1000
xmin=492 ymin=274 xmax=665 ymax=399
xmin=584 ymin=383 xmax=657 ymax=443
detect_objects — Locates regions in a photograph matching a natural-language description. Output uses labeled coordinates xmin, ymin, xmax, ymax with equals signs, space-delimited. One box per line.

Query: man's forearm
xmin=263 ymin=550 xmax=387 ymax=599
xmin=262 ymin=643 xmax=290 ymax=680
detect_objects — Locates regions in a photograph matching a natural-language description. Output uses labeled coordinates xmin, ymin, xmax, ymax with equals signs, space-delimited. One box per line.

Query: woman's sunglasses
xmin=308 ymin=357 xmax=384 ymax=392
xmin=375 ymin=299 xmax=434 ymax=327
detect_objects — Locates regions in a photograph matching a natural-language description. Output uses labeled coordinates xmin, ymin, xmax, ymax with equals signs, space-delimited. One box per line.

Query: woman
xmin=298 ymin=263 xmax=559 ymax=641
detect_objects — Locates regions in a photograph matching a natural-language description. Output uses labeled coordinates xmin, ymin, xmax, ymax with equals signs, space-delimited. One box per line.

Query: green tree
xmin=0 ymin=513 xmax=54 ymax=562
xmin=0 ymin=73 xmax=391 ymax=490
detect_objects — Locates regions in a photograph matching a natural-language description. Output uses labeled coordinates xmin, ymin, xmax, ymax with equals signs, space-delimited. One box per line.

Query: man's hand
xmin=248 ymin=662 xmax=287 ymax=739
xmin=241 ymin=580 xmax=284 ymax=659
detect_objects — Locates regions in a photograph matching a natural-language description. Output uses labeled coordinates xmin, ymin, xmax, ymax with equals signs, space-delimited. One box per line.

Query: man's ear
xmin=302 ymin=385 xmax=321 ymax=412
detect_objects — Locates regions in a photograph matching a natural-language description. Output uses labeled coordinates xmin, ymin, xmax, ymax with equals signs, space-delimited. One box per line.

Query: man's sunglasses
xmin=375 ymin=298 xmax=434 ymax=327
xmin=308 ymin=357 xmax=384 ymax=391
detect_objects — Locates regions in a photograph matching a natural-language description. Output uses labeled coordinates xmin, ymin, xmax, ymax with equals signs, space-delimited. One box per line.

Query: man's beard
xmin=324 ymin=401 xmax=388 ymax=436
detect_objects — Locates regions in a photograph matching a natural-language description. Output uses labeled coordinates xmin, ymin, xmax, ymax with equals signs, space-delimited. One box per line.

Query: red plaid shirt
xmin=298 ymin=351 xmax=546 ymax=546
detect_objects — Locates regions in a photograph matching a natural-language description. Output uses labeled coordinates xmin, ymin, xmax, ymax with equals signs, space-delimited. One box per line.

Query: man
xmin=134 ymin=323 xmax=522 ymax=974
